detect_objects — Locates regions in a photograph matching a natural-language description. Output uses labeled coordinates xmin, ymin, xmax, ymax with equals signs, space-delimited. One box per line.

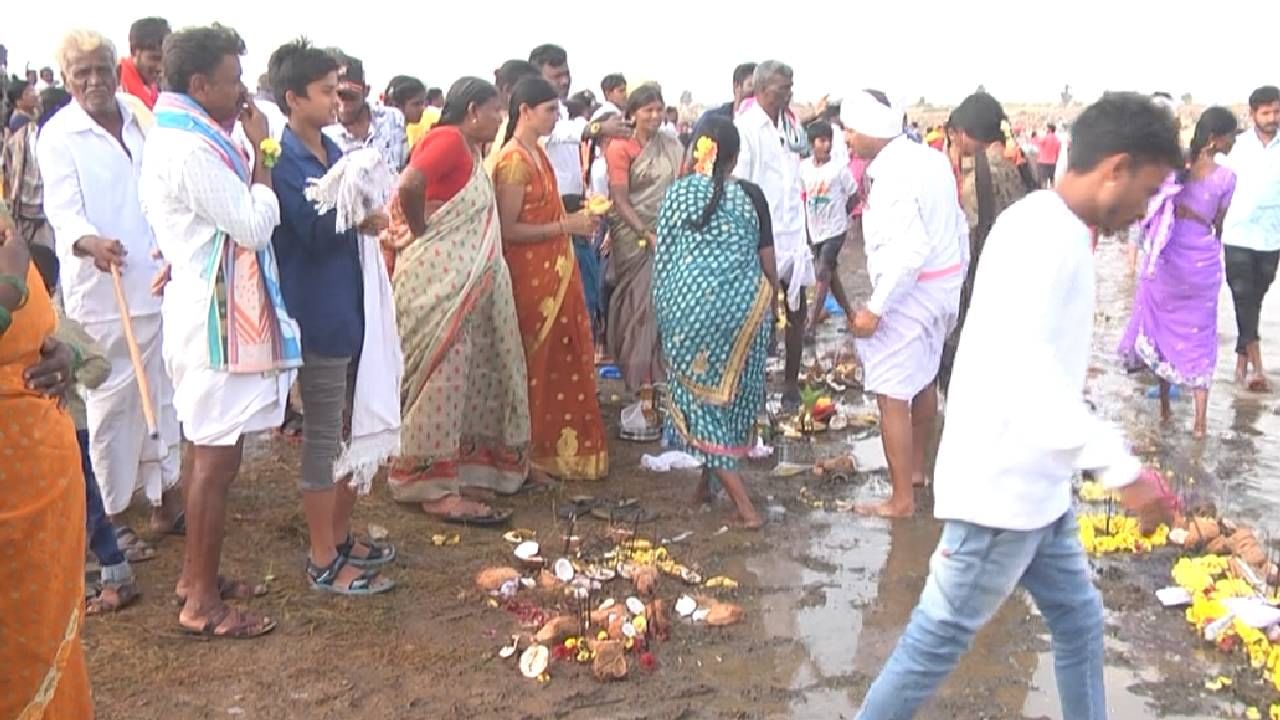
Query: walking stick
xmin=109 ymin=264 xmax=160 ymax=439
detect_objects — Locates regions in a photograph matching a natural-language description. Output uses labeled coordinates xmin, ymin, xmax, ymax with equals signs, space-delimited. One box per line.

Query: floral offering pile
xmin=473 ymin=529 xmax=745 ymax=685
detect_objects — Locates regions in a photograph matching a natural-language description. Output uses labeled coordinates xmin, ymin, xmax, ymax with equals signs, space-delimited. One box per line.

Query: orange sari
xmin=493 ymin=142 xmax=608 ymax=480
xmin=0 ymin=265 xmax=92 ymax=719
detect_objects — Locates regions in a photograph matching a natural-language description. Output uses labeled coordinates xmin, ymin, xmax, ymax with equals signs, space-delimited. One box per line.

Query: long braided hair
xmin=689 ymin=115 xmax=741 ymax=230
xmin=502 ymin=76 xmax=558 ymax=148
xmin=1181 ymin=106 xmax=1237 ymax=183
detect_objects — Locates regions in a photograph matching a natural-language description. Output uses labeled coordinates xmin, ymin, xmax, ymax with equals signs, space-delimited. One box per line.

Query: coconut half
xmin=554 ymin=557 xmax=576 ymax=583
xmin=513 ymin=541 xmax=541 ymax=561
xmin=675 ymin=595 xmax=698 ymax=617
xmin=519 ymin=644 xmax=550 ymax=678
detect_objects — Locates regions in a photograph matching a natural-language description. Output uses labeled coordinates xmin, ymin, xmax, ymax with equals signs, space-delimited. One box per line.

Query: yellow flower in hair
xmin=693 ymin=136 xmax=718 ymax=176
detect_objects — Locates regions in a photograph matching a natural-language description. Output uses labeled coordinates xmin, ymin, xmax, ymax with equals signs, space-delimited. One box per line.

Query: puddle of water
xmin=1092 ymin=240 xmax=1280 ymax=536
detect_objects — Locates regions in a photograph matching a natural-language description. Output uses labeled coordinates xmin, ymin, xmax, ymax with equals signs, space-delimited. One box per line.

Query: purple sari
xmin=1118 ymin=166 xmax=1236 ymax=388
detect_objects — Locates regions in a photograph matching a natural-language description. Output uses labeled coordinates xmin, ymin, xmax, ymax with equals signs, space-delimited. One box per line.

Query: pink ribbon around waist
xmin=916 ymin=262 xmax=964 ymax=282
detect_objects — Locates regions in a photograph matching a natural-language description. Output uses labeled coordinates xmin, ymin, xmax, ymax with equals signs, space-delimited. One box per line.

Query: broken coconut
xmin=519 ymin=644 xmax=550 ymax=679
xmin=535 ymin=615 xmax=581 ymax=644
xmin=476 ymin=567 xmax=521 ymax=592
xmin=589 ymin=640 xmax=628 ymax=681
xmin=536 ymin=569 xmax=562 ymax=590
xmin=706 ymin=602 xmax=745 ymax=626
xmin=632 ymin=566 xmax=660 ymax=597
xmin=647 ymin=599 xmax=671 ymax=639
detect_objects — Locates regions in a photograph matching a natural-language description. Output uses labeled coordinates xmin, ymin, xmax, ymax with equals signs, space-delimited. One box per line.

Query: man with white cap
xmin=734 ymin=60 xmax=814 ymax=406
xmin=844 ymin=89 xmax=967 ymax=518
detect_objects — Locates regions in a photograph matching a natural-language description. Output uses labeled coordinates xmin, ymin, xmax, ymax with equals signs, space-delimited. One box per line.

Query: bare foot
xmin=1192 ymin=424 xmax=1207 ymax=440
xmin=855 ymin=498 xmax=915 ymax=518
xmin=421 ymin=495 xmax=496 ymax=520
xmin=1247 ymin=374 xmax=1271 ymax=393
xmin=525 ymin=469 xmax=557 ymax=488
xmin=730 ymin=509 xmax=765 ymax=530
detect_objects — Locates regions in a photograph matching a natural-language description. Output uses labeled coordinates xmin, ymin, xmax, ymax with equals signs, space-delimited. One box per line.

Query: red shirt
xmin=118 ymin=57 xmax=158 ymax=110
xmin=1038 ymin=133 xmax=1061 ymax=165
xmin=409 ymin=126 xmax=471 ymax=202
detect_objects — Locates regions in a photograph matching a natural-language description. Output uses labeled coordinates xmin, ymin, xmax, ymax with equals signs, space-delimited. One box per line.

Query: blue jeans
xmin=857 ymin=511 xmax=1105 ymax=720
xmin=80 ymin=429 xmax=125 ymax=568
xmin=574 ymin=235 xmax=602 ymax=334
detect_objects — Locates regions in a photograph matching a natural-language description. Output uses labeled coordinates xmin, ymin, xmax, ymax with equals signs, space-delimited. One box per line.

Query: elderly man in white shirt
xmin=855 ymin=92 xmax=1181 ymax=720
xmin=842 ymin=90 xmax=966 ymax=518
xmin=1221 ymin=85 xmax=1280 ymax=392
xmin=139 ymin=24 xmax=288 ymax=639
xmin=38 ymin=30 xmax=182 ymax=543
xmin=734 ymin=60 xmax=814 ymax=405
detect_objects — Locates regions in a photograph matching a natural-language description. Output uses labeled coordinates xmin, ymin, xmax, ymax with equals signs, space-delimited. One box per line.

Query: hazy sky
xmin=3 ymin=1 xmax=1273 ymax=109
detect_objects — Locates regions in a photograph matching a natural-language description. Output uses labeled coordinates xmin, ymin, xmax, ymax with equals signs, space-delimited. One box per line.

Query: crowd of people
xmin=1 ymin=16 xmax=1278 ymax=720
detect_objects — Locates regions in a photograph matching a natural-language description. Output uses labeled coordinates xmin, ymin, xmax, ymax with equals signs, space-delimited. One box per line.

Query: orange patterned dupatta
xmin=492 ymin=141 xmax=608 ymax=480
xmin=0 ymin=265 xmax=92 ymax=719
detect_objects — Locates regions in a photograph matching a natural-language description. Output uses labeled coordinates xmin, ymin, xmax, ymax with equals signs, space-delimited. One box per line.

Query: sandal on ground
xmin=590 ymin=500 xmax=656 ymax=524
xmin=174 ymin=575 xmax=267 ymax=606
xmin=86 ymin=581 xmax=141 ymax=615
xmin=517 ymin=472 xmax=560 ymax=496
xmin=619 ymin=425 xmax=662 ymax=443
xmin=306 ymin=555 xmax=395 ymax=596
xmin=114 ymin=526 xmax=157 ymax=563
xmin=337 ymin=533 xmax=396 ymax=569
xmin=180 ymin=604 xmax=277 ymax=640
xmin=556 ymin=495 xmax=602 ymax=520
xmin=425 ymin=506 xmax=513 ymax=527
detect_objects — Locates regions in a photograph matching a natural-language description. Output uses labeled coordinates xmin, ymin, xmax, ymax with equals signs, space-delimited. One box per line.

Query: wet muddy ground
xmin=88 ymin=236 xmax=1280 ymax=719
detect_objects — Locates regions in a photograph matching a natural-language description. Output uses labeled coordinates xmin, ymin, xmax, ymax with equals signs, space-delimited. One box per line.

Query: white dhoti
xmin=162 ymin=293 xmax=292 ymax=447
xmin=82 ymin=314 xmax=182 ymax=515
xmin=857 ymin=268 xmax=963 ymax=401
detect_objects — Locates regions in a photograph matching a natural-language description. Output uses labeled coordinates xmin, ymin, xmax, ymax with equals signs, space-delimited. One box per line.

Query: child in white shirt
xmin=799 ymin=120 xmax=858 ymax=337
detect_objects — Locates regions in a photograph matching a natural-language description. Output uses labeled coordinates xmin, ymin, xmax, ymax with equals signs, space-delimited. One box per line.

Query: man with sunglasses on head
xmin=322 ymin=51 xmax=407 ymax=172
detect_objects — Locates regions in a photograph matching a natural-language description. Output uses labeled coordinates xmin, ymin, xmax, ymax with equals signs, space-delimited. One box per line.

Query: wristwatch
xmin=589 ymin=122 xmax=602 ymax=138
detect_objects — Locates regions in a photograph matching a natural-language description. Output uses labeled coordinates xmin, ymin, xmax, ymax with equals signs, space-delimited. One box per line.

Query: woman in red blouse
xmin=382 ymin=78 xmax=533 ymax=525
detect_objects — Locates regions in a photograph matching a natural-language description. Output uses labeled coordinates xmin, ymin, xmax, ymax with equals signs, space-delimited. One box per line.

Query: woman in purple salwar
xmin=1119 ymin=107 xmax=1239 ymax=437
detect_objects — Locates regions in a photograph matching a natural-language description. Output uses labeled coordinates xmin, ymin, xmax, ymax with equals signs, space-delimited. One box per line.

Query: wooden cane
xmin=109 ymin=264 xmax=160 ymax=439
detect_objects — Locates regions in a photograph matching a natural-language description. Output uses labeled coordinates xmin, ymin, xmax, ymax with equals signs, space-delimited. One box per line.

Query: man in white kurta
xmin=137 ymin=22 xmax=288 ymax=636
xmin=734 ymin=60 xmax=815 ymax=405
xmin=845 ymin=90 xmax=967 ymax=517
xmin=38 ymin=48 xmax=181 ymax=536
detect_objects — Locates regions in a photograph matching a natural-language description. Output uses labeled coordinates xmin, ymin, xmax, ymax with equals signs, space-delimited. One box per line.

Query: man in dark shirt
xmin=691 ymin=62 xmax=756 ymax=140
xmin=268 ymin=39 xmax=395 ymax=597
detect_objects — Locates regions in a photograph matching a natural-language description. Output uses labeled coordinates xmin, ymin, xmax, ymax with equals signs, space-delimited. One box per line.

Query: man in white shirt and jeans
xmin=854 ymin=93 xmax=1182 ymax=720
xmin=1221 ymin=85 xmax=1280 ymax=392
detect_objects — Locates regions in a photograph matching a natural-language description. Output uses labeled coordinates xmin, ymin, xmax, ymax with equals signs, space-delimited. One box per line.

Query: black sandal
xmin=114 ymin=526 xmax=157 ymax=563
xmin=306 ymin=555 xmax=395 ymax=596
xmin=337 ymin=534 xmax=396 ymax=569
xmin=556 ymin=495 xmax=601 ymax=520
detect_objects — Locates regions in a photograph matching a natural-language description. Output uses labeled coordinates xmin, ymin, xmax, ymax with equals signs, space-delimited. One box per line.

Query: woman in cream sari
xmin=604 ymin=84 xmax=683 ymax=440
xmin=384 ymin=78 xmax=531 ymax=525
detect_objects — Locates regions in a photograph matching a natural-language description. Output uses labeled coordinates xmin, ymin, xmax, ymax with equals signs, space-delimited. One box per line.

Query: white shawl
xmin=305 ymin=148 xmax=403 ymax=494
